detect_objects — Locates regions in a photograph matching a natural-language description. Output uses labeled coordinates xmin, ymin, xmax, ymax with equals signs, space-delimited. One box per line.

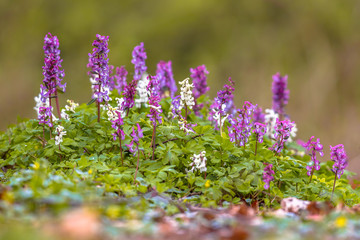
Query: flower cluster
xmin=253 ymin=106 xmax=265 ymax=123
xmin=131 ymin=42 xmax=147 ymax=82
xmin=38 ymin=106 xmax=53 ymax=128
xmin=179 ymin=78 xmax=195 ymax=111
xmin=178 ymin=118 xmax=197 ymax=135
xmin=303 ymin=136 xmax=324 ymax=176
xmin=270 ymin=119 xmax=295 ymax=154
xmin=122 ymin=80 xmax=137 ymax=112
xmin=147 ymin=76 xmax=163 ymax=126
xmin=114 ymin=66 xmax=128 ymax=95
xmin=87 ymin=34 xmax=110 ymax=103
xmin=111 ymin=111 xmax=125 ymax=141
xmin=209 ymin=78 xmax=234 ymax=129
xmin=55 ymin=125 xmax=66 ymax=145
xmin=135 ymin=74 xmax=149 ymax=108
xmin=330 ymin=144 xmax=348 ymax=179
xmin=264 ymin=108 xmax=279 ymax=138
xmin=169 ymin=95 xmax=181 ymax=119
xmin=156 ymin=60 xmax=177 ymax=98
xmin=272 ymin=72 xmax=289 ymax=116
xmin=61 ymin=99 xmax=79 ymax=120
xmin=126 ymin=123 xmax=143 ymax=155
xmin=190 ymin=65 xmax=209 ymax=99
xmin=189 ymin=151 xmax=207 ymax=173
xmin=263 ymin=163 xmax=275 ymax=190
xmin=41 ymin=33 xmax=66 ymax=102
xmin=228 ymin=101 xmax=256 ymax=146
xmin=253 ymin=122 xmax=267 ymax=143
xmin=107 ymin=98 xmax=125 ymax=121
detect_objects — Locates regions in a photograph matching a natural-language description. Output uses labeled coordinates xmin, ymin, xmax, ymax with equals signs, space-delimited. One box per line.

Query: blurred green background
xmin=1 ymin=0 xmax=360 ymax=174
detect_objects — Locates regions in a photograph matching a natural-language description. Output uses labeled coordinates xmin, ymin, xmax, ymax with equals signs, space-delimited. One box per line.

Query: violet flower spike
xmin=330 ymin=144 xmax=348 ymax=179
xmin=263 ymin=163 xmax=275 ymax=190
xmin=272 ymin=72 xmax=289 ymax=117
xmin=253 ymin=122 xmax=267 ymax=144
xmin=132 ymin=42 xmax=147 ymax=82
xmin=41 ymin=32 xmax=66 ymax=120
xmin=303 ymin=136 xmax=324 ymax=182
xmin=125 ymin=123 xmax=143 ymax=184
xmin=38 ymin=106 xmax=53 ymax=128
xmin=87 ymin=34 xmax=110 ymax=104
xmin=121 ymin=79 xmax=137 ymax=115
xmin=270 ymin=118 xmax=295 ymax=154
xmin=156 ymin=60 xmax=177 ymax=98
xmin=190 ymin=64 xmax=210 ymax=99
xmin=114 ymin=66 xmax=128 ymax=95
xmin=147 ymin=76 xmax=163 ymax=127
xmin=330 ymin=144 xmax=348 ymax=200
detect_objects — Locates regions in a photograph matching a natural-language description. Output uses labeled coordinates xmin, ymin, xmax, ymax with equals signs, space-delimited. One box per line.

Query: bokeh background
xmin=1 ymin=0 xmax=360 ymax=175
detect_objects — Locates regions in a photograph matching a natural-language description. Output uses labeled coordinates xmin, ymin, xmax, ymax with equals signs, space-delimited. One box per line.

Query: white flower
xmin=107 ymin=98 xmax=126 ymax=121
xmin=264 ymin=108 xmax=279 ymax=139
xmin=178 ymin=118 xmax=194 ymax=134
xmin=189 ymin=151 xmax=207 ymax=173
xmin=179 ymin=78 xmax=195 ymax=110
xmin=65 ymin=100 xmax=79 ymax=113
xmin=33 ymin=88 xmax=57 ymax=121
xmin=135 ymin=73 xmax=149 ymax=108
xmin=55 ymin=125 xmax=66 ymax=145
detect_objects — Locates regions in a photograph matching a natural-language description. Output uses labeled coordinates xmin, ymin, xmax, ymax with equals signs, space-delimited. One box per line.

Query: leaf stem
xmin=134 ymin=146 xmax=140 ymax=185
xmin=331 ymin=170 xmax=338 ymax=201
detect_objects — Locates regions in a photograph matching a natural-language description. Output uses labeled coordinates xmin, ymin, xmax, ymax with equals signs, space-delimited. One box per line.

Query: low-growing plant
xmin=0 ymin=33 xmax=359 ymax=218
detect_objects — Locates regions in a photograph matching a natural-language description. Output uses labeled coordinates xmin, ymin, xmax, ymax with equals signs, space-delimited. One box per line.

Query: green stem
xmin=309 ymin=168 xmax=315 ymax=183
xmin=331 ymin=170 xmax=338 ymax=201
xmin=119 ymin=136 xmax=123 ymax=166
xmin=55 ymin=90 xmax=61 ymax=119
xmin=254 ymin=136 xmax=258 ymax=156
xmin=134 ymin=146 xmax=140 ymax=185
xmin=152 ymin=125 xmax=156 ymax=160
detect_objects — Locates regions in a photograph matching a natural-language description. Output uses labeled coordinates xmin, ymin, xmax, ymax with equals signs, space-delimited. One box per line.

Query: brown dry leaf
xmin=306 ymin=201 xmax=334 ymax=216
xmin=228 ymin=203 xmax=255 ymax=217
xmin=58 ymin=207 xmax=101 ymax=240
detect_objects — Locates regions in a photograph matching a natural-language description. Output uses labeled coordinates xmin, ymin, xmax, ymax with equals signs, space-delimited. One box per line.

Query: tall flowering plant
xmin=87 ymin=34 xmax=110 ymax=122
xmin=209 ymin=77 xmax=234 ymax=132
xmin=179 ymin=78 xmax=195 ymax=119
xmin=111 ymin=111 xmax=125 ymax=166
xmin=156 ymin=60 xmax=177 ymax=98
xmin=147 ymin=76 xmax=163 ymax=160
xmin=132 ymin=42 xmax=147 ymax=82
xmin=330 ymin=144 xmax=348 ymax=199
xmin=253 ymin=122 xmax=267 ymax=155
xmin=126 ymin=124 xmax=144 ymax=184
xmin=190 ymin=65 xmax=209 ymax=115
xmin=41 ymin=33 xmax=66 ymax=122
xmin=272 ymin=72 xmax=289 ymax=119
xmin=228 ymin=101 xmax=256 ymax=147
xmin=303 ymin=136 xmax=324 ymax=183
xmin=263 ymin=163 xmax=275 ymax=190
xmin=270 ymin=119 xmax=294 ymax=154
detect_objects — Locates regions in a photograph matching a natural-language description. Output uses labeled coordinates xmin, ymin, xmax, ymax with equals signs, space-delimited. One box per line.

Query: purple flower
xmin=190 ymin=64 xmax=209 ymax=99
xmin=330 ymin=144 xmax=348 ymax=179
xmin=114 ymin=66 xmax=128 ymax=95
xmin=111 ymin=111 xmax=125 ymax=141
xmin=303 ymin=136 xmax=324 ymax=176
xmin=131 ymin=42 xmax=147 ymax=82
xmin=169 ymin=95 xmax=182 ymax=119
xmin=253 ymin=106 xmax=265 ymax=123
xmin=108 ymin=65 xmax=115 ymax=91
xmin=253 ymin=123 xmax=267 ymax=143
xmin=126 ymin=123 xmax=143 ymax=155
xmin=228 ymin=101 xmax=256 ymax=146
xmin=156 ymin=60 xmax=177 ymax=98
xmin=87 ymin=34 xmax=110 ymax=102
xmin=147 ymin=76 xmax=163 ymax=126
xmin=272 ymin=72 xmax=289 ymax=115
xmin=121 ymin=79 xmax=137 ymax=112
xmin=270 ymin=118 xmax=295 ymax=154
xmin=38 ymin=106 xmax=53 ymax=128
xmin=41 ymin=33 xmax=66 ymax=102
xmin=263 ymin=163 xmax=275 ymax=190
xmin=209 ymin=77 xmax=235 ymax=129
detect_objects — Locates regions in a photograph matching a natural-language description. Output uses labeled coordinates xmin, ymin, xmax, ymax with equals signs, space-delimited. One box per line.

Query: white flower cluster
xmin=212 ymin=109 xmax=229 ymax=127
xmin=178 ymin=118 xmax=195 ymax=134
xmin=189 ymin=151 xmax=207 ymax=173
xmin=34 ymin=88 xmax=57 ymax=120
xmin=264 ymin=108 xmax=297 ymax=142
xmin=264 ymin=109 xmax=279 ymax=139
xmin=135 ymin=73 xmax=149 ymax=108
xmin=179 ymin=78 xmax=195 ymax=110
xmin=55 ymin=125 xmax=66 ymax=145
xmin=61 ymin=99 xmax=79 ymax=120
xmin=107 ymin=98 xmax=125 ymax=121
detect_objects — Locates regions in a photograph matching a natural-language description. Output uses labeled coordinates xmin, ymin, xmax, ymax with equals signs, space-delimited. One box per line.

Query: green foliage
xmin=0 ymin=94 xmax=359 ymax=219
